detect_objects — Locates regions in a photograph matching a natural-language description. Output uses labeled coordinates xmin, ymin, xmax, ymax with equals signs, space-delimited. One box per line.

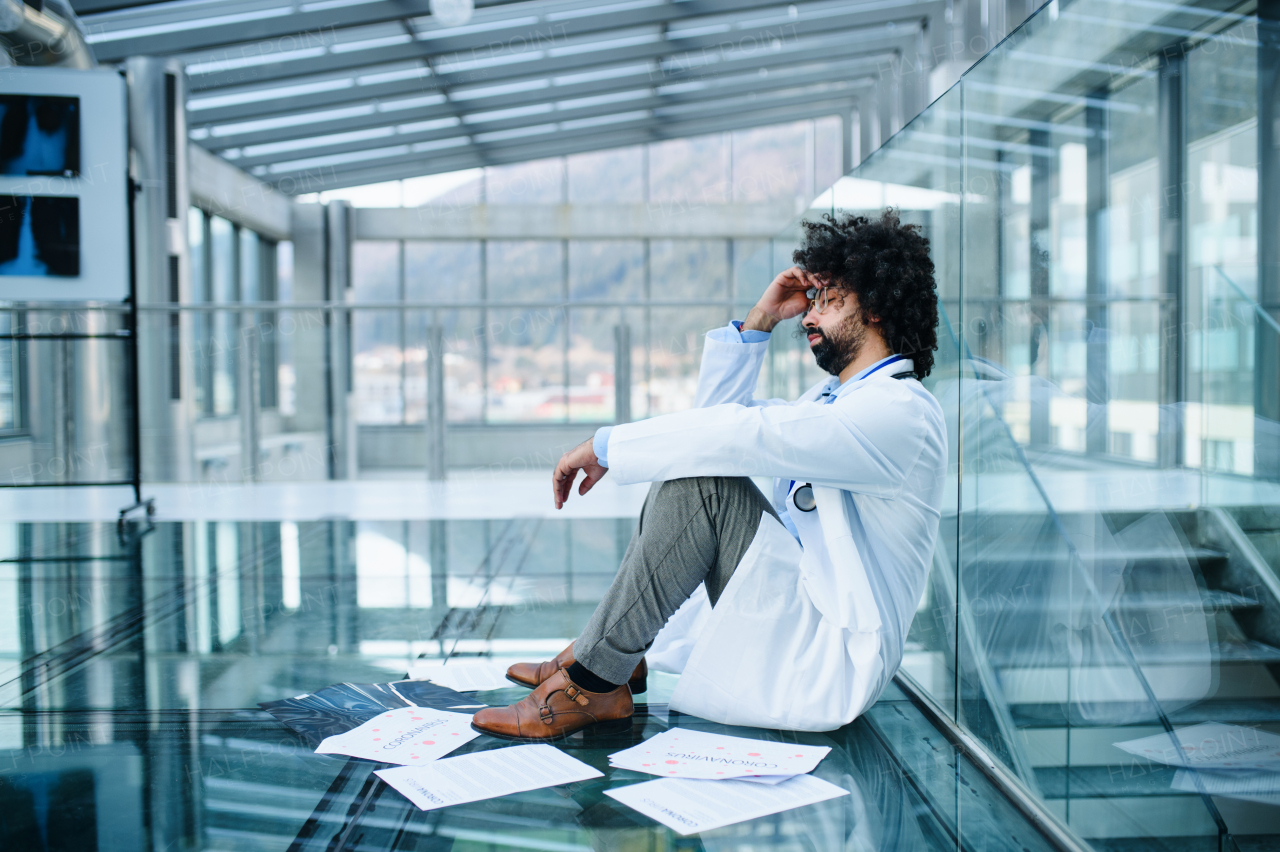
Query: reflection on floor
xmin=0 ymin=518 xmax=1067 ymax=852
xmin=3 ymin=514 xmax=1279 ymax=850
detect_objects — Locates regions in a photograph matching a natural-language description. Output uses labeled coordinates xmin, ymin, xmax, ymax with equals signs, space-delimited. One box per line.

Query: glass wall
xmin=351 ymin=236 xmax=753 ymax=426
xmin=190 ymin=208 xmax=281 ymax=422
xmin=346 ymin=118 xmax=844 ymax=430
xmin=164 ymin=117 xmax=844 ymax=481
xmin=762 ymin=1 xmax=1280 ymax=848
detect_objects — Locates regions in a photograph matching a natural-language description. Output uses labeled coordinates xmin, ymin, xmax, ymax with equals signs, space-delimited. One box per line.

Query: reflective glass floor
xmin=0 ymin=518 xmax=1072 ymax=852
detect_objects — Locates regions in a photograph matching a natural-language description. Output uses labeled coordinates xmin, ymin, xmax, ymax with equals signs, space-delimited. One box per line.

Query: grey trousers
xmin=572 ymin=476 xmax=780 ymax=685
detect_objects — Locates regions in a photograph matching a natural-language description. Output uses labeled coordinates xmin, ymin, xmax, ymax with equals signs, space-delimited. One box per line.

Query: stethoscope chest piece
xmin=793 ymin=484 xmax=817 ymax=512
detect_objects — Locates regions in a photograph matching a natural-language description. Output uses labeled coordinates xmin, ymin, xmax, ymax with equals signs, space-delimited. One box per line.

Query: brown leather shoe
xmin=506 ymin=644 xmax=648 ymax=694
xmin=471 ymin=667 xmax=634 ymax=741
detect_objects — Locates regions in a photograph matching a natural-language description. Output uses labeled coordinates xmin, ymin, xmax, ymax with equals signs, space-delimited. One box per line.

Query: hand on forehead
xmin=805 ymin=278 xmax=847 ymax=298
xmin=800 ymin=270 xmax=843 ymax=290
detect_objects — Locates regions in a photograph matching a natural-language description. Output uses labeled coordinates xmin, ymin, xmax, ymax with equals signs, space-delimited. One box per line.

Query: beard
xmin=806 ymin=311 xmax=867 ymax=376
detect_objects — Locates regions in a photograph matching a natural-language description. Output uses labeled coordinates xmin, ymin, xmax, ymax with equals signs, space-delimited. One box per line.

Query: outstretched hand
xmin=552 ymin=437 xmax=608 ymax=509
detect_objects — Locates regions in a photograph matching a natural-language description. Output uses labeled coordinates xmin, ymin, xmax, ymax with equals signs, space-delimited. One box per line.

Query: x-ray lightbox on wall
xmin=0 ymin=67 xmax=127 ymax=301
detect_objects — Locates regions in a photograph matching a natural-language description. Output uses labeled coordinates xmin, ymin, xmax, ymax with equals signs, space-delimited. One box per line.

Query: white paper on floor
xmin=406 ymin=661 xmax=513 ymax=692
xmin=606 ymin=774 xmax=849 ymax=835
xmin=735 ymin=774 xmax=794 ymax=785
xmin=1113 ymin=722 xmax=1280 ymax=770
xmin=376 ymin=743 xmax=603 ymax=811
xmin=315 ymin=706 xmax=479 ymax=766
xmin=608 ymin=728 xmax=830 ymax=780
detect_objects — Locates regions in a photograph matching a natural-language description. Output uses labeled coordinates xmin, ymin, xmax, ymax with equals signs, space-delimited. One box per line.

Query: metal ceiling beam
xmin=190 ymin=29 xmax=897 ymax=125
xmin=223 ymin=63 xmax=879 ymax=167
xmin=270 ymin=96 xmax=860 ymax=192
xmin=74 ymin=0 xmax=524 ymax=14
xmin=185 ymin=2 xmax=936 ymax=92
xmin=354 ymin=201 xmax=803 ymax=240
xmin=203 ymin=50 xmax=891 ymax=152
xmin=264 ymin=87 xmax=870 ymax=191
xmin=89 ymin=0 xmax=797 ymax=63
xmin=72 ymin=0 xmax=177 ymax=13
xmin=90 ymin=1 xmax=430 ymax=62
xmin=191 ymin=26 xmax=914 ymax=148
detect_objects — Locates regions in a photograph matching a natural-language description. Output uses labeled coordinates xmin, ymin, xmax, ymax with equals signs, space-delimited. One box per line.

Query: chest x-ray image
xmin=0 ymin=94 xmax=80 ymax=177
xmin=0 ymin=195 xmax=79 ymax=277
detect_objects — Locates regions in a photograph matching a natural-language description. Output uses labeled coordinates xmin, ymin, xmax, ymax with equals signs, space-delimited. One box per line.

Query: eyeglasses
xmin=805 ymin=286 xmax=848 ymax=315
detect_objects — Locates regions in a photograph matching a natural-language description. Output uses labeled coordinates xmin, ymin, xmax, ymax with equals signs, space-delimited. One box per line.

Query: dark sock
xmin=567 ymin=661 xmax=619 ymax=693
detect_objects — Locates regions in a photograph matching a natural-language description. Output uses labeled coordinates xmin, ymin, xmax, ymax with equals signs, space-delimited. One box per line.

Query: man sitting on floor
xmin=471 ymin=210 xmax=948 ymax=739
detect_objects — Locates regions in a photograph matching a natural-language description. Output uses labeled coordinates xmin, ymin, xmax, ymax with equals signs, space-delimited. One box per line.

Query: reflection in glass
xmin=3 ymin=518 xmax=1065 ymax=852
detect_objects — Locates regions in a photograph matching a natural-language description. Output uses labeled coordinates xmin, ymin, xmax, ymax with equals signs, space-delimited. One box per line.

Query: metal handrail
xmin=892 ymin=670 xmax=1094 ymax=852
xmin=936 ymin=302 xmax=1232 ymax=839
xmin=0 ymin=299 xmax=753 ymax=311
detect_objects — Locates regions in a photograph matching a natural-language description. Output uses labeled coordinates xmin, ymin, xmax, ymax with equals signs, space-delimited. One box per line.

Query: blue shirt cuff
xmin=593 ymin=426 xmax=612 ymax=468
xmin=732 ymin=318 xmax=768 ymax=342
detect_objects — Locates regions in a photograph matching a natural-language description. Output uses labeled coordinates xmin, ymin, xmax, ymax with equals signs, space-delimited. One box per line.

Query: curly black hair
xmin=792 ymin=209 xmax=938 ymax=378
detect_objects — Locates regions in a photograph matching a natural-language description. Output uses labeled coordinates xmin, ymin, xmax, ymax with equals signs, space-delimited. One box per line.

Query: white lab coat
xmin=603 ymin=329 xmax=948 ymax=731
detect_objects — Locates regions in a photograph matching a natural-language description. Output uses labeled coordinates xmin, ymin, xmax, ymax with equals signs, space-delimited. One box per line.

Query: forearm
xmin=742 ymin=305 xmax=782 ymax=334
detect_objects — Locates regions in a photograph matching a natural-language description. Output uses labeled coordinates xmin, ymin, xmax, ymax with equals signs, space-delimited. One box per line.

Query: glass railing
xmin=741 ymin=0 xmax=1280 ymax=848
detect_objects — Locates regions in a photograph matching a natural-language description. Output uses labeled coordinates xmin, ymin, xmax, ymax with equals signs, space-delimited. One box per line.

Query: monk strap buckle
xmin=564 ymin=685 xmax=589 ymax=705
xmin=539 ymin=704 xmax=554 ymax=723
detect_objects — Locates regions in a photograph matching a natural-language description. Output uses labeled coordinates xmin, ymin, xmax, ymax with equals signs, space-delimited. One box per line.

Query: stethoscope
xmin=788 ymin=355 xmax=908 ymax=513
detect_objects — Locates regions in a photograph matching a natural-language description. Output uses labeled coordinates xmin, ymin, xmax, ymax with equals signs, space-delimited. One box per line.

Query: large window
xmin=190 ymin=208 xmax=281 ymax=419
xmin=352 ymin=236 xmax=750 ymax=425
xmin=348 ymin=119 xmax=845 ymax=427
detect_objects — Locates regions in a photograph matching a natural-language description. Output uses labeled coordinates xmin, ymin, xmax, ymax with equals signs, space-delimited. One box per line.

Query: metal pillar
xmin=324 ymin=201 xmax=354 ymax=479
xmin=289 ymin=204 xmax=328 ymax=445
xmin=1028 ymin=127 xmax=1053 ymax=448
xmin=126 ymin=57 xmax=193 ymax=483
xmin=426 ymin=325 xmax=446 ymax=480
xmin=614 ymin=323 xmax=632 ymax=424
xmin=1157 ymin=53 xmax=1187 ymax=469
xmin=859 ymin=90 xmax=879 ymax=166
xmin=843 ymin=108 xmax=857 ymax=174
xmin=877 ymin=75 xmax=894 ymax=145
xmin=1256 ymin=0 xmax=1280 ymax=479
xmin=1085 ymin=93 xmax=1110 ymax=456
xmin=237 ymin=235 xmax=261 ymax=482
